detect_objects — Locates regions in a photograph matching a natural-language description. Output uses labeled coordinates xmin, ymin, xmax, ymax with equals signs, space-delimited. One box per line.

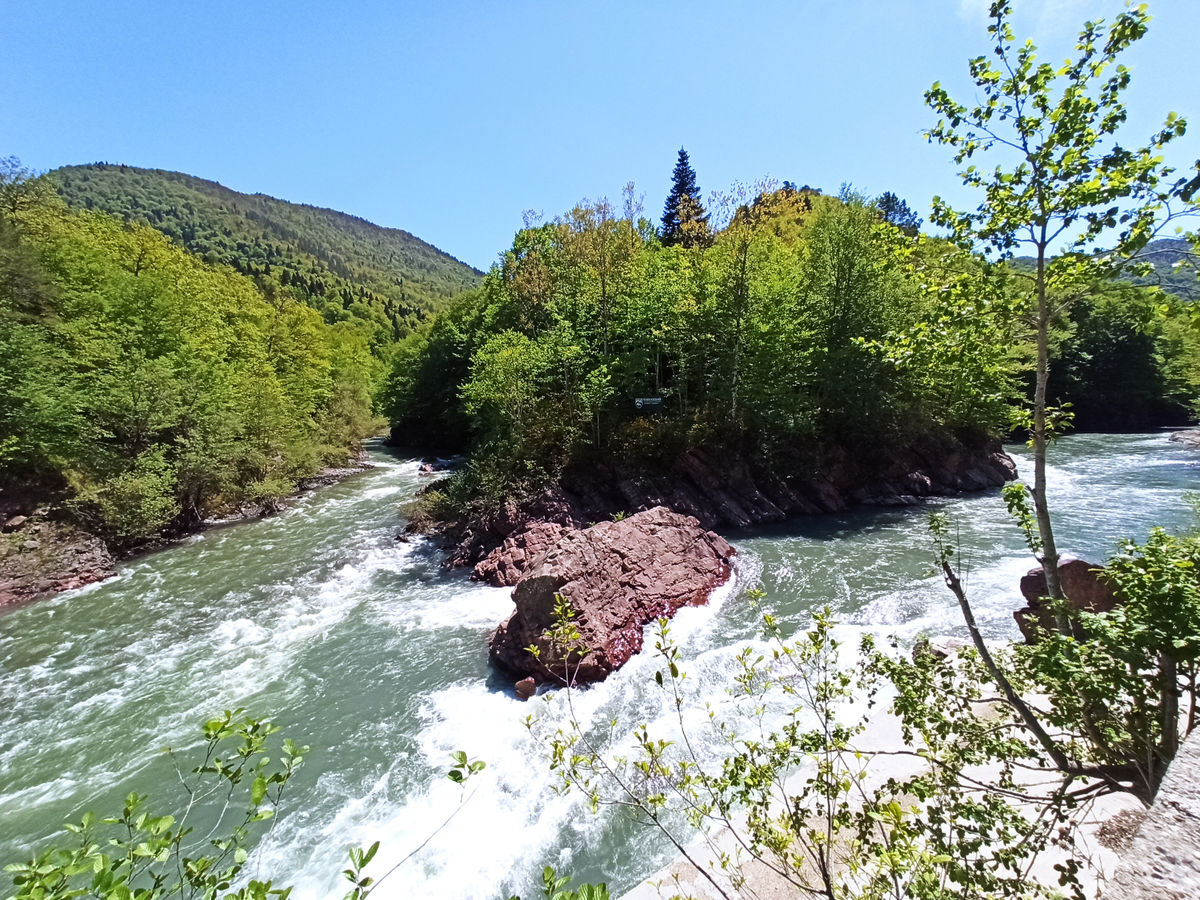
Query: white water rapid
xmin=1 ymin=434 xmax=1197 ymax=897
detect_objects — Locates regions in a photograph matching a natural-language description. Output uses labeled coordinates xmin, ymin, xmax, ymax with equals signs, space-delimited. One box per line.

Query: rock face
xmin=474 ymin=521 xmax=569 ymax=586
xmin=0 ymin=518 xmax=116 ymax=607
xmin=1014 ymin=557 xmax=1120 ymax=642
xmin=488 ymin=507 xmax=735 ymax=685
xmin=448 ymin=430 xmax=1016 ymax=576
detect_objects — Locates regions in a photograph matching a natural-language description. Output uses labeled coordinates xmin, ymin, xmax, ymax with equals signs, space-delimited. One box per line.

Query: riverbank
xmin=426 ymin=430 xmax=1017 ymax=577
xmin=0 ymin=454 xmax=375 ymax=608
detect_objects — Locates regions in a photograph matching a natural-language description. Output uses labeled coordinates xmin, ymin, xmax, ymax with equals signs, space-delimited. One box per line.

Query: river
xmin=1 ymin=433 xmax=1197 ymax=898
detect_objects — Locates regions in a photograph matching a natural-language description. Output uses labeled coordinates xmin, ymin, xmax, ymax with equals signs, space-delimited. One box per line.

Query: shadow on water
xmin=731 ymin=501 xmax=940 ymax=544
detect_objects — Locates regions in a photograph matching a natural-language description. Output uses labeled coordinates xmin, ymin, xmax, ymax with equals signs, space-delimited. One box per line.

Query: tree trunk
xmin=1157 ymin=652 xmax=1179 ymax=795
xmin=941 ymin=561 xmax=1072 ymax=772
xmin=1031 ymin=239 xmax=1067 ymax=626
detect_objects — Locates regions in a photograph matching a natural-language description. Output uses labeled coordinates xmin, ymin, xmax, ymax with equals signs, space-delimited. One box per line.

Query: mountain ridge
xmin=1011 ymin=237 xmax=1198 ymax=300
xmin=48 ymin=163 xmax=484 ymax=347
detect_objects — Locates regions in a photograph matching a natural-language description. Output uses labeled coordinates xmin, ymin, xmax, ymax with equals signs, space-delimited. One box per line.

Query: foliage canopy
xmin=0 ymin=160 xmax=378 ymax=545
xmin=49 ymin=164 xmax=483 ymax=355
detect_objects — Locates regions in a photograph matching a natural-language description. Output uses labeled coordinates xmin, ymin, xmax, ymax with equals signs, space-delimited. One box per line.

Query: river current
xmin=1 ymin=433 xmax=1197 ymax=898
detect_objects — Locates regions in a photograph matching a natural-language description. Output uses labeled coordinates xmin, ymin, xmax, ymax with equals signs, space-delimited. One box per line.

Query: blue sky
xmin=3 ymin=0 xmax=1197 ymax=270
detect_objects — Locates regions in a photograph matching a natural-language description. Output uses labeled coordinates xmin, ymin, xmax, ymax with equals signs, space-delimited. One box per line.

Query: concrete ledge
xmin=1102 ymin=731 xmax=1200 ymax=899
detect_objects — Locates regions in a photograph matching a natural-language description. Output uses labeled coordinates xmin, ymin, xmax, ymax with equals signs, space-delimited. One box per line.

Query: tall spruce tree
xmin=875 ymin=191 xmax=922 ymax=236
xmin=660 ymin=148 xmax=710 ymax=248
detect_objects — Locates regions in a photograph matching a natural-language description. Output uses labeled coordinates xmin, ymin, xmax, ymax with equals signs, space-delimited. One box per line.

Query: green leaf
xmin=251 ymin=775 xmax=267 ymax=806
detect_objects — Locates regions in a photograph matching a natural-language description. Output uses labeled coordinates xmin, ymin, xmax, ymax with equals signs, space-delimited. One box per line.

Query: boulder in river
xmin=1014 ymin=557 xmax=1120 ymax=643
xmin=514 ymin=676 xmax=537 ymax=700
xmin=1169 ymin=429 xmax=1200 ymax=452
xmin=488 ymin=507 xmax=735 ymax=685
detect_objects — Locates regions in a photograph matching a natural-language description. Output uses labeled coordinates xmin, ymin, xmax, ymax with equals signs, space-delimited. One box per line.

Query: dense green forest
xmin=384 ymin=172 xmax=1200 ymax=509
xmin=49 ymin=164 xmax=483 ymax=354
xmin=998 ymin=240 xmax=1200 ymax=431
xmin=1051 ymin=281 xmax=1199 ymax=430
xmin=0 ymin=160 xmax=379 ymax=546
xmin=9 ymin=151 xmax=1195 ymax=547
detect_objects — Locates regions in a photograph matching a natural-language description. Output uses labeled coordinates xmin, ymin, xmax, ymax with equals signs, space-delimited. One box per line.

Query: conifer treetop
xmin=661 ymin=147 xmax=710 ymax=248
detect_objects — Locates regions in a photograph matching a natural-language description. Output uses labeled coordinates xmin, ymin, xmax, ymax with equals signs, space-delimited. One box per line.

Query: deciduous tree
xmin=925 ymin=0 xmax=1187 ymax=605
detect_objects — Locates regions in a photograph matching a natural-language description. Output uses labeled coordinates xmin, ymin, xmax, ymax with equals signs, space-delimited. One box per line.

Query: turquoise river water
xmin=1 ymin=433 xmax=1198 ymax=897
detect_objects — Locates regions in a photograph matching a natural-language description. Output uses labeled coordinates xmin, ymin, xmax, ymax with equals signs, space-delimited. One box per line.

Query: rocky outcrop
xmin=1101 ymin=728 xmax=1200 ymax=899
xmin=1014 ymin=557 xmax=1121 ymax=642
xmin=474 ymin=521 xmax=570 ymax=586
xmin=443 ymin=487 xmax=580 ymax=574
xmin=447 ymin=431 xmax=1016 ymax=575
xmin=488 ymin=507 xmax=735 ymax=685
xmin=1169 ymin=429 xmax=1200 ymax=452
xmin=0 ymin=517 xmax=116 ymax=607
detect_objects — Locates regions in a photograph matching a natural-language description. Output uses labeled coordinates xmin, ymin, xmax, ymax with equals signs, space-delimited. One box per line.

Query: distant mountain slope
xmin=48 ymin=163 xmax=484 ymax=346
xmin=1124 ymin=238 xmax=1198 ymax=300
xmin=1011 ymin=238 xmax=1197 ymax=300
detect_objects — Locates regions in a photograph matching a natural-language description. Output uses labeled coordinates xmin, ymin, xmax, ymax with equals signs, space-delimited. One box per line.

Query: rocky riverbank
xmin=0 ymin=515 xmax=116 ymax=607
xmin=0 ymin=456 xmax=375 ymax=609
xmin=470 ymin=429 xmax=1013 ymax=688
xmin=434 ymin=430 xmax=1016 ymax=576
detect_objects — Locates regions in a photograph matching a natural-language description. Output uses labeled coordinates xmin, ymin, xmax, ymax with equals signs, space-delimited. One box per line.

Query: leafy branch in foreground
xmin=5 ymin=714 xmax=584 ymax=900
xmin=341 ymin=750 xmax=488 ymax=900
xmin=933 ymin=502 xmax=1200 ymax=804
xmin=527 ymin=597 xmax=1085 ymax=899
xmin=526 ymin=867 xmax=610 ymax=900
xmin=925 ymin=0 xmax=1193 ymax=613
xmin=4 ymin=710 xmax=305 ymax=900
xmin=917 ymin=0 xmax=1200 ymax=828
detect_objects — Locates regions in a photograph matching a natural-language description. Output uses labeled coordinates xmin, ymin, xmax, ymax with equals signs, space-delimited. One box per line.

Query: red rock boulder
xmin=0 ymin=519 xmax=116 ymax=607
xmin=1014 ymin=557 xmax=1120 ymax=643
xmin=488 ymin=507 xmax=735 ymax=685
xmin=473 ymin=521 xmax=570 ymax=587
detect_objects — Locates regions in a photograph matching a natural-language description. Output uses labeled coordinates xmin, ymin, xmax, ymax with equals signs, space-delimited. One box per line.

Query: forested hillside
xmin=1 ymin=161 xmax=378 ymax=547
xmin=49 ymin=163 xmax=483 ymax=352
xmin=1012 ymin=238 xmax=1199 ymax=300
xmin=1124 ymin=238 xmax=1199 ymax=299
